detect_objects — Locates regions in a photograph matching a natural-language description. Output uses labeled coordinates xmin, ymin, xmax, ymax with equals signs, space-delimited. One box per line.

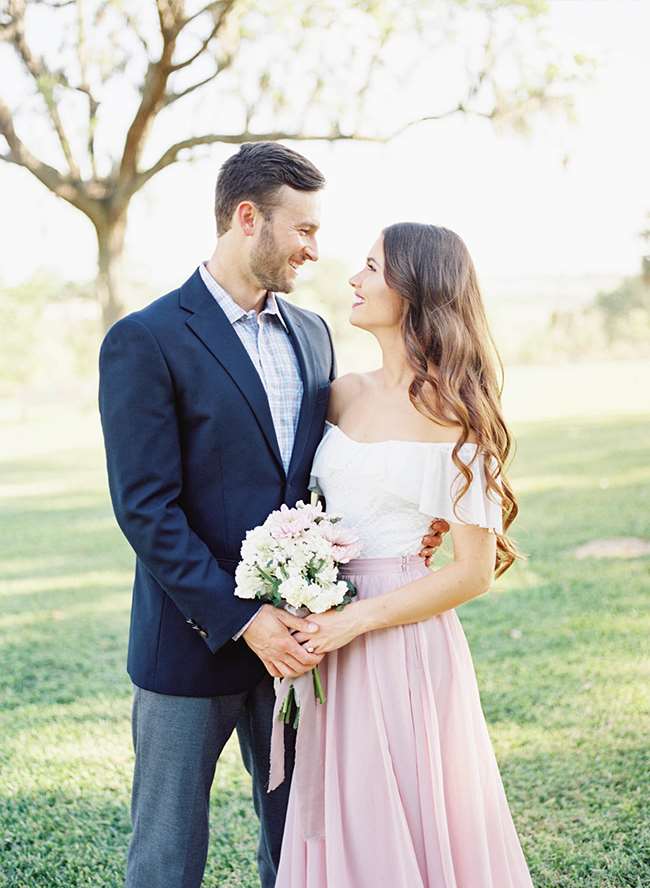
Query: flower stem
xmin=279 ymin=685 xmax=296 ymax=725
xmin=312 ymin=666 xmax=326 ymax=704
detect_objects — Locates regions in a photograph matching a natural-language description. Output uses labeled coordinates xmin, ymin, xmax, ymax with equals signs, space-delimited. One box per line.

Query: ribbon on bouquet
xmin=268 ymin=672 xmax=326 ymax=840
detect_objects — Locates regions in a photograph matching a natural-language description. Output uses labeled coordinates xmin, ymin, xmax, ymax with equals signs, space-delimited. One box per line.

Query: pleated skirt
xmin=276 ymin=556 xmax=534 ymax=888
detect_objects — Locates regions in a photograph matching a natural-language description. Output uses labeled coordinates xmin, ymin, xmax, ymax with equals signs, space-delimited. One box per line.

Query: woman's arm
xmin=359 ymin=522 xmax=496 ymax=632
xmin=301 ymin=522 xmax=496 ymax=655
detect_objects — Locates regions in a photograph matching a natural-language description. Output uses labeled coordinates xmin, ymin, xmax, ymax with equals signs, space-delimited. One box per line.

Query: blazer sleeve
xmin=320 ymin=316 xmax=337 ymax=382
xmin=98 ymin=315 xmax=260 ymax=653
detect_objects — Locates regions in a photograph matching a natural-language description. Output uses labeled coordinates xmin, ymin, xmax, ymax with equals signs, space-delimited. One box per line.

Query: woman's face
xmin=348 ymin=235 xmax=404 ymax=331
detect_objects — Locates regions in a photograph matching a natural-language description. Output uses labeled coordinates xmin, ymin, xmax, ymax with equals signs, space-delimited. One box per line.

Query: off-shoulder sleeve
xmin=378 ymin=443 xmax=503 ymax=534
xmin=308 ymin=427 xmax=503 ymax=534
xmin=308 ymin=474 xmax=323 ymax=497
xmin=416 ymin=446 xmax=503 ymax=533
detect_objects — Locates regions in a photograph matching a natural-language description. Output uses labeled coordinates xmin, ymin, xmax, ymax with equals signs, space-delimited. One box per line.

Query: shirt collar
xmin=199 ymin=263 xmax=287 ymax=330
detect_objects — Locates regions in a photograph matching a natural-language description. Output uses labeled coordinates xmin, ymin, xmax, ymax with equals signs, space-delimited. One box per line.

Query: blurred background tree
xmin=518 ymin=214 xmax=650 ymax=362
xmin=0 ymin=0 xmax=589 ymax=331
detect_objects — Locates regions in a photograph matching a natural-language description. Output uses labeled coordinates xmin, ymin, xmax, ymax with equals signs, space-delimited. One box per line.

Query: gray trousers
xmin=125 ymin=677 xmax=294 ymax=888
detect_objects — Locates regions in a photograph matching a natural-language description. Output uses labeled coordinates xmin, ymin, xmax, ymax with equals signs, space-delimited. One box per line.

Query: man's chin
xmin=255 ymin=277 xmax=292 ymax=295
xmin=268 ymin=278 xmax=294 ymax=294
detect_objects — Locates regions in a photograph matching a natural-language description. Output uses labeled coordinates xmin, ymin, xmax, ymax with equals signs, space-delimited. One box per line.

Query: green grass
xmin=1 ymin=409 xmax=649 ymax=887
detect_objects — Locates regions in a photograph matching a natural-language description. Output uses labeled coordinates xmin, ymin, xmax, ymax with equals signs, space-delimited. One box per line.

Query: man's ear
xmin=235 ymin=200 xmax=257 ymax=237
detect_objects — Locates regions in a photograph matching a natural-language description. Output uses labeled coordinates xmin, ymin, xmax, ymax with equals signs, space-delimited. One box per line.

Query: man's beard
xmin=250 ymin=222 xmax=294 ymax=293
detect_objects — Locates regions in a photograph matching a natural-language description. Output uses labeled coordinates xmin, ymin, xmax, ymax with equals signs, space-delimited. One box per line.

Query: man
xmin=99 ymin=141 xmax=446 ymax=888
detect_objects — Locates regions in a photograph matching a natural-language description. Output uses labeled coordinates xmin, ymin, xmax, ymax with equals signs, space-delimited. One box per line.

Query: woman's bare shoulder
xmin=327 ymin=373 xmax=370 ymax=423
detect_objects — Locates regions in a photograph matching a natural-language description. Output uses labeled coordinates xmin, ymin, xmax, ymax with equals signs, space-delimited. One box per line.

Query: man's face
xmin=249 ymin=185 xmax=321 ymax=293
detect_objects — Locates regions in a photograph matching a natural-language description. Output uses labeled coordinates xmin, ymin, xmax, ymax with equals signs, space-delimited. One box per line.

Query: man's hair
xmin=215 ymin=141 xmax=326 ymax=235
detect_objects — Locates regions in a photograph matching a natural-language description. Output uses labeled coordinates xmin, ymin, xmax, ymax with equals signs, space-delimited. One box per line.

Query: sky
xmin=1 ymin=0 xmax=648 ymax=291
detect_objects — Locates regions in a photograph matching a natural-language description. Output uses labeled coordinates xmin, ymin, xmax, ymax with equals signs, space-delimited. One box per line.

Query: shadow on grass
xmin=1 ymin=740 xmax=647 ymax=888
xmin=0 ymin=594 xmax=131 ymax=712
xmin=0 ymin=783 xmax=260 ymax=888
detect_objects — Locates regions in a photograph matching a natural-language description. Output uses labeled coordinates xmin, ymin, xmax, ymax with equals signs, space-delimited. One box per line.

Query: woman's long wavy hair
xmin=382 ymin=223 xmax=520 ymax=576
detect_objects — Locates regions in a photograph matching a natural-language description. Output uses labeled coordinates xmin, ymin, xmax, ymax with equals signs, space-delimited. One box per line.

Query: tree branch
xmin=133 ymin=128 xmax=384 ymax=192
xmin=28 ymin=1 xmax=76 ymax=7
xmin=389 ymin=22 xmax=498 ymax=139
xmin=75 ymin=0 xmax=99 ymax=178
xmin=351 ymin=26 xmax=391 ymax=134
xmin=121 ymin=8 xmax=152 ymax=54
xmin=118 ymin=0 xmax=181 ymax=184
xmin=0 ymin=95 xmax=100 ymax=219
xmin=155 ymin=0 xmax=186 ymax=37
xmin=4 ymin=0 xmax=80 ymax=177
xmin=170 ymin=0 xmax=235 ymax=71
xmin=119 ymin=0 xmax=239 ymax=183
xmin=180 ymin=1 xmax=228 ymax=29
xmin=162 ymin=66 xmax=221 ymax=107
xmin=391 ymin=102 xmax=495 ymax=140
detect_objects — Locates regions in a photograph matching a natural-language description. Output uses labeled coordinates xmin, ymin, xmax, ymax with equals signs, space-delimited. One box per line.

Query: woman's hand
xmin=294 ymin=605 xmax=365 ymax=655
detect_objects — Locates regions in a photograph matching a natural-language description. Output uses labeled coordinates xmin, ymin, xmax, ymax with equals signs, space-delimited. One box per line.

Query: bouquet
xmin=235 ymin=500 xmax=361 ymax=727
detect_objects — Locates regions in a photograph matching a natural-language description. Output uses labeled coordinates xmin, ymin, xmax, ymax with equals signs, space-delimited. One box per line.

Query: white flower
xmin=314 ymin=563 xmax=338 ymax=587
xmin=278 ymin=575 xmax=312 ymax=609
xmin=234 ymin=562 xmax=262 ymax=599
xmin=241 ymin=525 xmax=274 ymax=563
xmin=302 ymin=529 xmax=334 ymax=560
xmin=307 ymin=580 xmax=349 ymax=613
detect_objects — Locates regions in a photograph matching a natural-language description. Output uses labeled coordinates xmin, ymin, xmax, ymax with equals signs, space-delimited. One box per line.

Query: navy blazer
xmin=98 ymin=268 xmax=336 ymax=697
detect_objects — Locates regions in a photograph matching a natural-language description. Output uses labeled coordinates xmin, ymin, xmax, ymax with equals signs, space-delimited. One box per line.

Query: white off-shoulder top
xmin=309 ymin=423 xmax=503 ymax=558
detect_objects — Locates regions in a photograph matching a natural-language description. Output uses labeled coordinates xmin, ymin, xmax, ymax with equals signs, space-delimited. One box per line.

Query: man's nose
xmin=304 ymin=239 xmax=319 ymax=262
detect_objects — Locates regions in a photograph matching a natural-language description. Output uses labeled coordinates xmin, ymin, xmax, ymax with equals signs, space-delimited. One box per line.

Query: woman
xmin=275 ymin=223 xmax=533 ymax=887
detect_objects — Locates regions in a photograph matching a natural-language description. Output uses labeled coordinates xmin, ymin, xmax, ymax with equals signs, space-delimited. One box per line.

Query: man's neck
xmin=206 ymin=247 xmax=267 ymax=314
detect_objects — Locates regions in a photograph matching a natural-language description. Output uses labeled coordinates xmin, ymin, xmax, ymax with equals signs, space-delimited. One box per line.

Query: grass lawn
xmin=1 ymin=408 xmax=649 ymax=887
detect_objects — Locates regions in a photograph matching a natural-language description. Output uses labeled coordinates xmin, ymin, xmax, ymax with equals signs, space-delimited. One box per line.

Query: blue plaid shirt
xmin=199 ymin=263 xmax=303 ymax=472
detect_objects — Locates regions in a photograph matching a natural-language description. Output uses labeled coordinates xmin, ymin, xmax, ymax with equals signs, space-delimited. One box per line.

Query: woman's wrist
xmin=352 ymin=598 xmax=380 ymax=636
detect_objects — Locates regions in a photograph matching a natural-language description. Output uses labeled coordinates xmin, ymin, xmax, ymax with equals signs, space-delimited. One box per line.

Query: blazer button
xmin=199 ymin=629 xmax=208 ymax=639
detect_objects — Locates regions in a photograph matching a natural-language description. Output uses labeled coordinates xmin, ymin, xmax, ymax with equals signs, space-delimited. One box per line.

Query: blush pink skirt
xmin=275 ymin=556 xmax=534 ymax=888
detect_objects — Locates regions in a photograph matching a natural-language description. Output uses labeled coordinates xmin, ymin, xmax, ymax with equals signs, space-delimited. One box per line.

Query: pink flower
xmin=318 ymin=522 xmax=362 ymax=563
xmin=266 ymin=504 xmax=315 ymax=540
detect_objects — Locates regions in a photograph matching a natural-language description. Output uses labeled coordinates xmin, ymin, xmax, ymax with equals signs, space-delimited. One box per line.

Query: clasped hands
xmin=242 ymin=604 xmax=323 ymax=679
xmin=244 ymin=518 xmax=449 ymax=677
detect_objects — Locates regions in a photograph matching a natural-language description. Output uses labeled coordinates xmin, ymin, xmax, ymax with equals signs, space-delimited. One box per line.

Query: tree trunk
xmin=96 ymin=216 xmax=127 ymax=332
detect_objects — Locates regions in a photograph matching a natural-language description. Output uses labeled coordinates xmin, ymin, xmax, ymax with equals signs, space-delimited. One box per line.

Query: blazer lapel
xmin=180 ymin=270 xmax=285 ymax=475
xmin=277 ymin=297 xmax=318 ymax=478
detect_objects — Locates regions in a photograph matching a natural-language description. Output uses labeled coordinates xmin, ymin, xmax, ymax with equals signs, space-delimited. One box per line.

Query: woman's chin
xmin=349 ymin=308 xmax=369 ymax=329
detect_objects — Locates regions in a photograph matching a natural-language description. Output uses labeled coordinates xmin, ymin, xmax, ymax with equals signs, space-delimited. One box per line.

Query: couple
xmin=99 ymin=141 xmax=533 ymax=887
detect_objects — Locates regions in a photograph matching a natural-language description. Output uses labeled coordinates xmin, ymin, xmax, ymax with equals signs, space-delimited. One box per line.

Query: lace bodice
xmin=309 ymin=423 xmax=503 ymax=558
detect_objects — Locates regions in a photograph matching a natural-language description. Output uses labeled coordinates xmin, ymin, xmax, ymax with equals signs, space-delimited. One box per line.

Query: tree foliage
xmin=0 ymin=0 xmax=591 ymax=329
xmin=520 ymin=217 xmax=650 ymax=363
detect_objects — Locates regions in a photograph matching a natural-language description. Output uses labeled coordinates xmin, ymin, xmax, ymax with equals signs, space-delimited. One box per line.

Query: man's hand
xmin=243 ymin=604 xmax=323 ymax=679
xmin=418 ymin=518 xmax=450 ymax=567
